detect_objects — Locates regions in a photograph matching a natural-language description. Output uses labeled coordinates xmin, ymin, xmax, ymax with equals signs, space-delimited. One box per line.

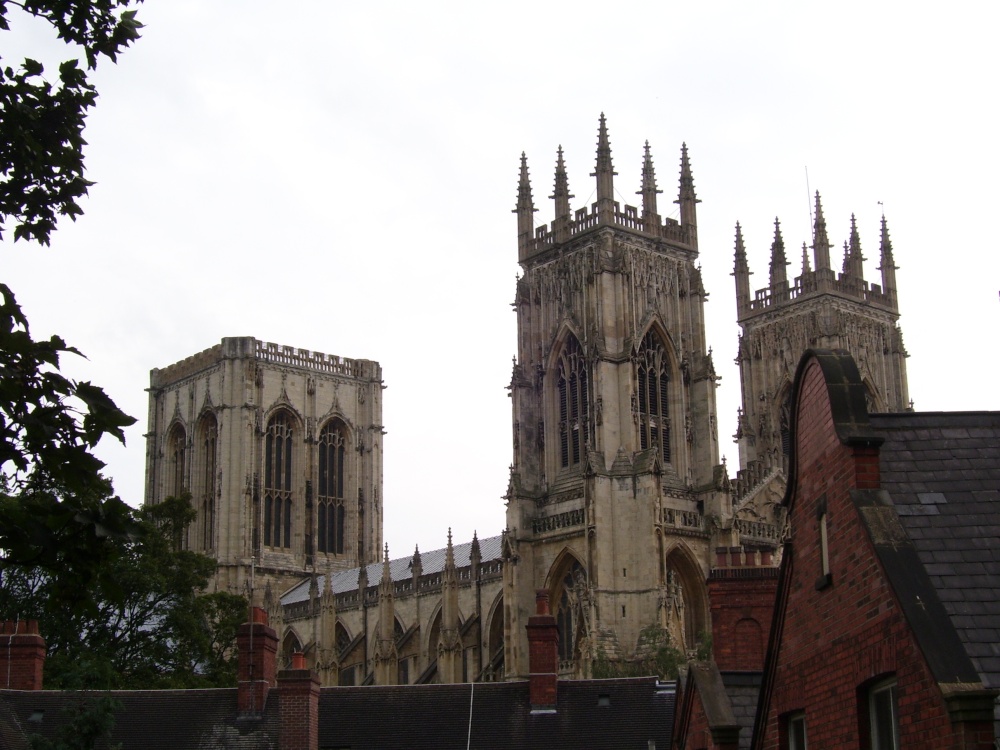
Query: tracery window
xmin=167 ymin=423 xmax=187 ymax=497
xmin=636 ymin=330 xmax=671 ymax=463
xmin=197 ymin=414 xmax=218 ymax=551
xmin=317 ymin=420 xmax=347 ymax=555
xmin=264 ymin=411 xmax=294 ymax=549
xmin=555 ymin=561 xmax=586 ymax=664
xmin=556 ymin=336 xmax=590 ymax=468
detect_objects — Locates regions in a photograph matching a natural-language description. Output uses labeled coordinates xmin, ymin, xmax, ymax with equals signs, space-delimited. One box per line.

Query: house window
xmin=785 ymin=712 xmax=807 ymax=749
xmin=867 ymin=679 xmax=899 ymax=750
xmin=815 ymin=495 xmax=832 ymax=590
xmin=636 ymin=330 xmax=671 ymax=463
xmin=317 ymin=420 xmax=347 ymax=554
xmin=556 ymin=336 xmax=589 ymax=468
xmin=264 ymin=411 xmax=294 ymax=549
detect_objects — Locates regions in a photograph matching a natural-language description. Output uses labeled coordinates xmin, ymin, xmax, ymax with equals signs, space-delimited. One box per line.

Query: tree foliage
xmin=29 ymin=696 xmax=121 ymax=750
xmin=0 ymin=0 xmax=143 ymax=244
xmin=0 ymin=284 xmax=137 ymax=608
xmin=0 ymin=493 xmax=247 ymax=690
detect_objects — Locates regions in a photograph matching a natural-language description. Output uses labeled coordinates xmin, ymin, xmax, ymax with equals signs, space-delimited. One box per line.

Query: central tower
xmin=503 ymin=116 xmax=728 ymax=678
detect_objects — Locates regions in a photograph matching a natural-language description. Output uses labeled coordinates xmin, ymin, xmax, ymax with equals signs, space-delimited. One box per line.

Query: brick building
xmin=751 ymin=350 xmax=998 ymax=749
xmin=0 ymin=603 xmax=677 ymax=750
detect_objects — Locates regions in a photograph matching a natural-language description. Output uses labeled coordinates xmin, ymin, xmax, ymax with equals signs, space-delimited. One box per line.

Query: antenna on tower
xmin=805 ymin=167 xmax=813 ymax=227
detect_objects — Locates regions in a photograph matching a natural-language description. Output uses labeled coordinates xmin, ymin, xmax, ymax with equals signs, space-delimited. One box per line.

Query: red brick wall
xmin=708 ymin=569 xmax=777 ymax=672
xmin=0 ymin=620 xmax=45 ymax=690
xmin=278 ymin=669 xmax=320 ymax=750
xmin=758 ymin=359 xmax=983 ymax=749
xmin=237 ymin=608 xmax=278 ymax=714
xmin=527 ymin=590 xmax=558 ymax=708
xmin=685 ymin=685 xmax=712 ymax=750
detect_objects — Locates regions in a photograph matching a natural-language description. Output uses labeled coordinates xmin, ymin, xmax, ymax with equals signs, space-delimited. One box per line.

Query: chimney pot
xmin=535 ymin=589 xmax=551 ymax=615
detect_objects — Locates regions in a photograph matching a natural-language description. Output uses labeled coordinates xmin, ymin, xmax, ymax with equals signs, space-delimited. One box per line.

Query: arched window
xmin=167 ymin=423 xmax=187 ymax=497
xmin=197 ymin=414 xmax=218 ymax=551
xmin=556 ymin=336 xmax=589 ymax=468
xmin=317 ymin=420 xmax=347 ymax=555
xmin=636 ymin=330 xmax=671 ymax=463
xmin=555 ymin=560 xmax=586 ymax=664
xmin=264 ymin=411 xmax=294 ymax=549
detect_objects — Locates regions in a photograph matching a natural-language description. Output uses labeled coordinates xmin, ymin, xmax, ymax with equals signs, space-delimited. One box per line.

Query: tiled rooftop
xmin=318 ymin=677 xmax=676 ymax=749
xmin=870 ymin=412 xmax=1000 ymax=696
xmin=283 ymin=534 xmax=503 ymax=605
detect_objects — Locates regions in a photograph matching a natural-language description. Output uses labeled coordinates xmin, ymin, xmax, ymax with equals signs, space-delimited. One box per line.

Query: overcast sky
xmin=4 ymin=2 xmax=998 ymax=560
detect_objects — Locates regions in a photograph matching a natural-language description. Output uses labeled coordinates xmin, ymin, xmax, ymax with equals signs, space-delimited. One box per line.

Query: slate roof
xmin=0 ymin=688 xmax=280 ymax=749
xmin=721 ymin=672 xmax=761 ymax=750
xmin=283 ymin=534 xmax=503 ymax=605
xmin=869 ymin=411 xmax=1000 ymax=729
xmin=318 ymin=677 xmax=676 ymax=750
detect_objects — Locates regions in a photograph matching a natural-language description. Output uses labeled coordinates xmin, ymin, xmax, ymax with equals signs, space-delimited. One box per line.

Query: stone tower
xmin=733 ymin=195 xmax=909 ymax=471
xmin=503 ymin=116 xmax=730 ymax=678
xmin=145 ymin=336 xmax=384 ymax=595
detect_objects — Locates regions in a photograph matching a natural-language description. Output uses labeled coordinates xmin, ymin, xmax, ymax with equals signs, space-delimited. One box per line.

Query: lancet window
xmin=263 ymin=411 xmax=294 ymax=549
xmin=167 ymin=423 xmax=187 ymax=497
xmin=197 ymin=414 xmax=218 ymax=551
xmin=556 ymin=336 xmax=590 ymax=468
xmin=636 ymin=330 xmax=671 ymax=463
xmin=317 ymin=420 xmax=347 ymax=555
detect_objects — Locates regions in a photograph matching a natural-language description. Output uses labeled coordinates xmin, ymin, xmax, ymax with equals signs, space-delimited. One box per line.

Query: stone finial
xmin=769 ymin=217 xmax=788 ymax=288
xmin=592 ymin=113 xmax=617 ymax=221
xmin=676 ymin=142 xmax=700 ymax=245
xmin=801 ymin=242 xmax=812 ymax=275
xmin=638 ymin=140 xmax=662 ymax=227
xmin=812 ymin=191 xmax=832 ymax=271
xmin=878 ymin=214 xmax=898 ymax=304
xmin=733 ymin=222 xmax=752 ymax=310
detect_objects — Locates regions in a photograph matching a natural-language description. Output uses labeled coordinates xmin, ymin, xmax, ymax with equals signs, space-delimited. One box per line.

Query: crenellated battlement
xmin=527 ymin=201 xmax=692 ymax=257
xmin=254 ymin=339 xmax=381 ymax=380
xmin=150 ymin=336 xmax=381 ymax=388
xmin=742 ymin=268 xmax=895 ymax=318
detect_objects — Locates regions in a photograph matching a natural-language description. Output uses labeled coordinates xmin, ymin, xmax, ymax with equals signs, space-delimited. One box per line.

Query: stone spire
xmin=410 ymin=544 xmax=423 ymax=579
xmin=800 ymin=242 xmax=812 ymax=276
xmin=638 ymin=140 xmax=662 ymax=230
xmin=592 ymin=113 xmax=617 ymax=224
xmin=551 ymin=145 xmax=573 ymax=243
xmin=733 ymin=222 xmax=752 ymax=313
xmin=374 ymin=543 xmax=397 ymax=684
xmin=514 ymin=152 xmax=536 ymax=258
xmin=769 ymin=218 xmax=789 ymax=289
xmin=843 ymin=214 xmax=866 ymax=285
xmin=676 ymin=142 xmax=700 ymax=246
xmin=438 ymin=529 xmax=462 ymax=683
xmin=470 ymin=531 xmax=481 ymax=575
xmin=878 ymin=214 xmax=898 ymax=306
xmin=811 ymin=192 xmax=832 ymax=271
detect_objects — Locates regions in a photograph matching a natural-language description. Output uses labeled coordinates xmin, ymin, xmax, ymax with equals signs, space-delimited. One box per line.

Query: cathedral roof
xmin=281 ymin=534 xmax=503 ymax=605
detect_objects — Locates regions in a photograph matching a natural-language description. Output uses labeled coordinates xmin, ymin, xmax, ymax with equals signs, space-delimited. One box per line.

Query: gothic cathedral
xmin=143 ymin=116 xmax=909 ymax=686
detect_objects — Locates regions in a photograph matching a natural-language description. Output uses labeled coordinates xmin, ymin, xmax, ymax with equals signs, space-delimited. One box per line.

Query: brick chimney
xmin=708 ymin=548 xmax=779 ymax=672
xmin=527 ymin=589 xmax=559 ymax=711
xmin=278 ymin=651 xmax=321 ymax=750
xmin=0 ymin=620 xmax=45 ymax=690
xmin=238 ymin=607 xmax=278 ymax=714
